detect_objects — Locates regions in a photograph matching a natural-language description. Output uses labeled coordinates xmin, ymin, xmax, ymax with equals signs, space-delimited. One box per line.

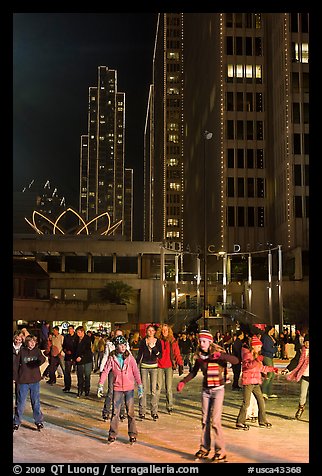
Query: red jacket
xmin=241 ymin=347 xmax=274 ymax=385
xmin=158 ymin=338 xmax=183 ymax=369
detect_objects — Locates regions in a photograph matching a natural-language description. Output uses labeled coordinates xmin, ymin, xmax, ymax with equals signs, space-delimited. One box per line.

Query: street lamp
xmin=203 ymin=130 xmax=213 ymax=329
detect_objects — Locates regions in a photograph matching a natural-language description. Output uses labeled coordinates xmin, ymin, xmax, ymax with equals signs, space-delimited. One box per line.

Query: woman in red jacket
xmin=155 ymin=323 xmax=183 ymax=416
xmin=236 ymin=335 xmax=276 ymax=430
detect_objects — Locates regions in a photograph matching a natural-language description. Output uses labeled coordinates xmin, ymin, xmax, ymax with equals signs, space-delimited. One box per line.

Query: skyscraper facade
xmin=147 ymin=13 xmax=309 ymax=280
xmin=144 ymin=13 xmax=184 ymax=251
xmin=79 ymin=66 xmax=133 ymax=239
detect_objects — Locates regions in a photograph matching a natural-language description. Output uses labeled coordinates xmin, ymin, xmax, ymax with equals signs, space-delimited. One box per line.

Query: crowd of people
xmin=13 ymin=322 xmax=309 ymax=462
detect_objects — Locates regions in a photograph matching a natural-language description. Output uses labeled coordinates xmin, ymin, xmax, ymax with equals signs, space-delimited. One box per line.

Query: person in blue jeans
xmin=13 ymin=335 xmax=46 ymax=431
xmin=261 ymin=326 xmax=278 ymax=399
xmin=98 ymin=335 xmax=143 ymax=444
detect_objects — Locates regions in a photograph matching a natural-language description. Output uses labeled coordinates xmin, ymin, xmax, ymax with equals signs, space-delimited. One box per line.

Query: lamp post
xmin=203 ymin=130 xmax=213 ymax=329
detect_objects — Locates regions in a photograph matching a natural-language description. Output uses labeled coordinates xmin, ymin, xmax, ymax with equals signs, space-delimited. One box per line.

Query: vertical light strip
xmin=163 ymin=14 xmax=167 ymax=242
xmin=180 ymin=12 xmax=184 ymax=252
xmin=284 ymin=14 xmax=292 ymax=249
xmin=219 ymin=14 xmax=225 ymax=250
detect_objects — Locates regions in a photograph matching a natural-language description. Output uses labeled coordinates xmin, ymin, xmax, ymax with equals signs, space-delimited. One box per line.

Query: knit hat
xmin=304 ymin=334 xmax=309 ymax=342
xmin=251 ymin=335 xmax=262 ymax=347
xmin=198 ymin=330 xmax=214 ymax=342
xmin=114 ymin=335 xmax=127 ymax=346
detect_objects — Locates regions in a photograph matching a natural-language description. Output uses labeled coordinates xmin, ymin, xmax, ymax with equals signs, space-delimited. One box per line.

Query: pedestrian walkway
xmin=12 ymin=362 xmax=309 ymax=466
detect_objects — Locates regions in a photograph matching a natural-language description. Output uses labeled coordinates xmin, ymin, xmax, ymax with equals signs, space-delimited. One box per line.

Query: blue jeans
xmin=13 ymin=382 xmax=43 ymax=426
xmin=109 ymin=390 xmax=137 ymax=438
xmin=156 ymin=367 xmax=174 ymax=411
xmin=261 ymin=356 xmax=275 ymax=396
xmin=200 ymin=386 xmax=226 ymax=454
xmin=139 ymin=367 xmax=158 ymax=416
xmin=76 ymin=362 xmax=92 ymax=393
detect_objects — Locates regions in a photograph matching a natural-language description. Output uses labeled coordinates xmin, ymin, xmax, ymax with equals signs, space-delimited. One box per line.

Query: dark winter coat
xmin=75 ymin=334 xmax=93 ymax=365
xmin=62 ymin=332 xmax=78 ymax=361
xmin=15 ymin=345 xmax=46 ymax=384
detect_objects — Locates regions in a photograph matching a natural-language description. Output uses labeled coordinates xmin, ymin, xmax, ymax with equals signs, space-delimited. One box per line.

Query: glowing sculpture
xmin=25 ymin=207 xmax=122 ymax=236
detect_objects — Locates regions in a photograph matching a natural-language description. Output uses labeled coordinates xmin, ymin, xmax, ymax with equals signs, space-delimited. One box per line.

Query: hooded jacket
xmin=99 ymin=350 xmax=142 ymax=391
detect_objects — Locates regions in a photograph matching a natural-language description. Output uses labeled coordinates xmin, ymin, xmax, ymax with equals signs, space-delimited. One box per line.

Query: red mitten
xmin=274 ymin=367 xmax=279 ymax=374
xmin=213 ymin=352 xmax=221 ymax=359
xmin=177 ymin=381 xmax=185 ymax=392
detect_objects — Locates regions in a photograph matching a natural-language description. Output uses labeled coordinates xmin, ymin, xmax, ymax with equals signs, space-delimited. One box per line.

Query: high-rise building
xmin=79 ymin=66 xmax=133 ymax=239
xmin=147 ymin=13 xmax=309 ymax=280
xmin=144 ymin=13 xmax=184 ymax=251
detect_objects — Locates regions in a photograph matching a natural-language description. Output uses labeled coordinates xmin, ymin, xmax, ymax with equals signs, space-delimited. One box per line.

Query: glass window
xmin=303 ymin=103 xmax=309 ymax=124
xmin=237 ymin=92 xmax=243 ymax=111
xmin=304 ymin=164 xmax=309 ymax=186
xmin=293 ymin=103 xmax=300 ymax=123
xmin=247 ymin=149 xmax=254 ymax=168
xmin=238 ymin=178 xmax=244 ymax=197
xmin=228 ymin=206 xmax=235 ymax=226
xmin=247 ymin=178 xmax=255 ymax=197
xmin=295 ymin=196 xmax=302 ymax=218
xmin=247 ymin=120 xmax=253 ymax=140
xmin=236 ymin=37 xmax=243 ymax=55
xmin=226 ymin=36 xmax=233 ymax=55
xmin=245 ymin=37 xmax=252 ymax=55
xmin=256 ymin=149 xmax=264 ymax=168
xmin=257 ymin=207 xmax=265 ymax=227
xmin=256 ymin=120 xmax=263 ymax=140
xmin=256 ymin=93 xmax=263 ymax=112
xmin=237 ymin=121 xmax=244 ymax=140
xmin=237 ymin=149 xmax=244 ymax=168
xmin=257 ymin=178 xmax=265 ymax=198
xmin=247 ymin=207 xmax=255 ymax=226
xmin=294 ymin=164 xmax=302 ymax=186
xmin=237 ymin=207 xmax=245 ymax=226
xmin=227 ymin=177 xmax=234 ymax=197
xmin=293 ymin=134 xmax=301 ymax=154
xmin=227 ymin=149 xmax=234 ymax=168
xmin=292 ymin=72 xmax=300 ymax=93
xmin=255 ymin=37 xmax=262 ymax=56
xmin=246 ymin=93 xmax=253 ymax=112
xmin=226 ymin=92 xmax=234 ymax=111
xmin=227 ymin=120 xmax=234 ymax=139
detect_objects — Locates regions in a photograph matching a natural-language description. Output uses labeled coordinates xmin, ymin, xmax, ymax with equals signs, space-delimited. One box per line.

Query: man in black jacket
xmin=75 ymin=326 xmax=93 ymax=397
xmin=231 ymin=330 xmax=244 ymax=390
xmin=62 ymin=324 xmax=78 ymax=392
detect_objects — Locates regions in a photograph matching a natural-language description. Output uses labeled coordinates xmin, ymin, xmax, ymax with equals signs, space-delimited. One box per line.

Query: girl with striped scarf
xmin=177 ymin=330 xmax=238 ymax=463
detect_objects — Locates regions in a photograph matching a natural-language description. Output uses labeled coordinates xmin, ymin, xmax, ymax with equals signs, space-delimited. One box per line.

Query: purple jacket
xmin=99 ymin=351 xmax=142 ymax=391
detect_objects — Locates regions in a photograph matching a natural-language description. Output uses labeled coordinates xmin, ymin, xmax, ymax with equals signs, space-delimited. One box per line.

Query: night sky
xmin=13 ymin=13 xmax=158 ymax=240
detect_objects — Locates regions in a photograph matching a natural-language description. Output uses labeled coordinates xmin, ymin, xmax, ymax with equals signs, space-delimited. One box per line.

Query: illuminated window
xmin=169 ymin=182 xmax=180 ymax=191
xmin=167 ymin=218 xmax=179 ymax=226
xmin=167 ymin=158 xmax=179 ymax=166
xmin=168 ymin=134 xmax=179 ymax=143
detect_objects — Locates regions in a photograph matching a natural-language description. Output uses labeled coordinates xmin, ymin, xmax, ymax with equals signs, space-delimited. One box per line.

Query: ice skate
xmin=13 ymin=424 xmax=19 ymax=432
xmin=107 ymin=436 xmax=116 ymax=444
xmin=129 ymin=436 xmax=136 ymax=445
xmin=194 ymin=448 xmax=209 ymax=460
xmin=36 ymin=423 xmax=44 ymax=431
xmin=211 ymin=453 xmax=227 ymax=463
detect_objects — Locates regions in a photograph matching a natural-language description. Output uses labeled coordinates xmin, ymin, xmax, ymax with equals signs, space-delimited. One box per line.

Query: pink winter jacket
xmin=99 ymin=352 xmax=142 ymax=391
xmin=286 ymin=346 xmax=309 ymax=383
xmin=241 ymin=347 xmax=275 ymax=385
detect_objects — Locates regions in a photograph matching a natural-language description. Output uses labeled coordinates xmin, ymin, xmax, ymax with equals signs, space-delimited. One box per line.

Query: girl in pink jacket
xmin=98 ymin=335 xmax=143 ymax=444
xmin=236 ymin=335 xmax=276 ymax=430
xmin=286 ymin=334 xmax=309 ymax=420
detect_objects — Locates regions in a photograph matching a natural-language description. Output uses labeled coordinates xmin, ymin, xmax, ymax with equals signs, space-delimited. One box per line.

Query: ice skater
xmin=177 ymin=329 xmax=238 ymax=463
